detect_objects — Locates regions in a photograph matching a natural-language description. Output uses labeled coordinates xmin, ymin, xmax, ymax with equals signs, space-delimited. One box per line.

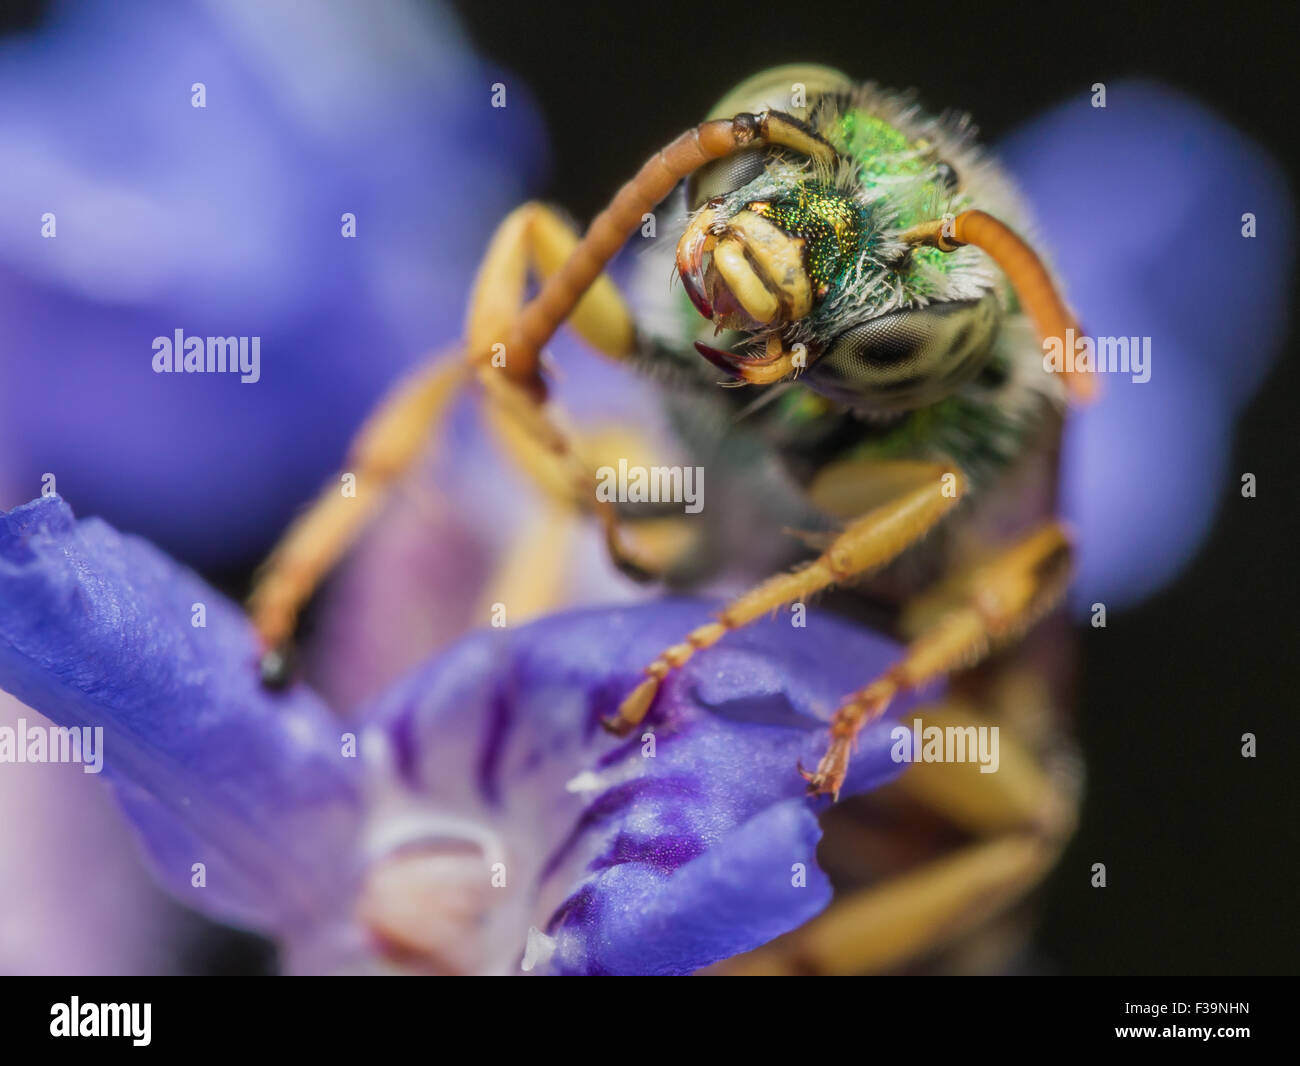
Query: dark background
xmin=3 ymin=0 xmax=1296 ymax=974
xmin=440 ymin=0 xmax=1300 ymax=975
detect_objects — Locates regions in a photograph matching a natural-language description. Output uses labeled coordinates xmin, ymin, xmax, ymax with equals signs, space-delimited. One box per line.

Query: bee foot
xmin=799 ymin=738 xmax=852 ymax=801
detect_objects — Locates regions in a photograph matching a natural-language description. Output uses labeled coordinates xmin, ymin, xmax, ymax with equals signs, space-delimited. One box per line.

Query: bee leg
xmin=480 ymin=369 xmax=692 ymax=583
xmin=464 ymin=202 xmax=683 ymax=582
xmin=801 ymin=522 xmax=1074 ymax=799
xmin=471 ymin=461 xmax=699 ymax=627
xmin=471 ymin=500 xmax=580 ymax=628
xmin=466 ymin=202 xmax=636 ymax=374
xmin=604 ymin=461 xmax=967 ymax=734
xmin=247 ymin=202 xmax=655 ymax=654
xmin=251 ymin=103 xmax=841 ymax=654
xmin=715 ymin=698 xmax=1078 ymax=974
xmin=248 ymin=355 xmax=470 ymax=655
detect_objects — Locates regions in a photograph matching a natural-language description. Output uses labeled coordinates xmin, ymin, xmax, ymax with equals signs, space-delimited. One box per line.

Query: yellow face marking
xmin=712 ymin=237 xmax=781 ymax=324
xmin=727 ymin=210 xmax=813 ymax=320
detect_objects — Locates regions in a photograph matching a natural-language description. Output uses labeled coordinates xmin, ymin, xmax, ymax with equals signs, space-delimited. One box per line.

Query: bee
xmin=250 ymin=64 xmax=1087 ymax=973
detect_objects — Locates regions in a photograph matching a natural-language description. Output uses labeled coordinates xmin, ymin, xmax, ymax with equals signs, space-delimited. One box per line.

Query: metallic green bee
xmin=251 ymin=64 xmax=1086 ymax=973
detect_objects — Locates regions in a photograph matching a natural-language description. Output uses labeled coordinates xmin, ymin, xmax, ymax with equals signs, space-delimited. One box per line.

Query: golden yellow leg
xmin=801 ymin=521 xmax=1073 ymax=798
xmin=466 ymin=202 xmax=634 ymax=367
xmin=605 ymin=461 xmax=967 ymax=734
xmin=248 ymin=356 xmax=468 ymax=651
xmin=249 ymin=202 xmax=643 ymax=654
xmin=716 ymin=698 xmax=1077 ymax=975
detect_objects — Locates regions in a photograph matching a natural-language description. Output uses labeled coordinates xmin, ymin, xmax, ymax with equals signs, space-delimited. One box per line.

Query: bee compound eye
xmin=805 ymin=295 xmax=1000 ymax=412
xmin=687 ymin=147 xmax=773 ymax=211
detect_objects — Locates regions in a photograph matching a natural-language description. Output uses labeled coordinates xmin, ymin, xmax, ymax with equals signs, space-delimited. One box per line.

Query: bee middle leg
xmin=801 ymin=521 xmax=1074 ymax=799
xmin=604 ymin=460 xmax=968 ymax=734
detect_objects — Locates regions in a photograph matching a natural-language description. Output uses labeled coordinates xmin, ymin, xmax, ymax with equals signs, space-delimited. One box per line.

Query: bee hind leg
xmin=801 ymin=521 xmax=1074 ymax=799
xmin=717 ymin=697 xmax=1079 ymax=974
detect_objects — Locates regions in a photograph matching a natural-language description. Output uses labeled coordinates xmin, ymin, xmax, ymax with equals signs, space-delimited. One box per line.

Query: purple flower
xmin=0 ymin=497 xmax=362 ymax=933
xmin=0 ymin=67 xmax=1289 ymax=978
xmin=0 ymin=0 xmax=544 ymax=567
xmin=0 ymin=496 xmax=918 ymax=975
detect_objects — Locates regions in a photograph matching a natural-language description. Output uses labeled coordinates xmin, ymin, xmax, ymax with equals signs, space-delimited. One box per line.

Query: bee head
xmin=662 ymin=64 xmax=1074 ymax=409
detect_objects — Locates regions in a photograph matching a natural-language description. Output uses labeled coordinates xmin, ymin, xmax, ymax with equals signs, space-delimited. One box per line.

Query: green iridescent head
xmin=673 ymin=64 xmax=1015 ymax=413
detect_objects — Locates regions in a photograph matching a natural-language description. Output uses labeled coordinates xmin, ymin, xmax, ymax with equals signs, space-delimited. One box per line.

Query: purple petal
xmin=0 ymin=496 xmax=362 ymax=932
xmin=360 ymin=600 xmax=923 ymax=974
xmin=547 ymin=799 xmax=829 ymax=975
xmin=1002 ymin=78 xmax=1292 ymax=408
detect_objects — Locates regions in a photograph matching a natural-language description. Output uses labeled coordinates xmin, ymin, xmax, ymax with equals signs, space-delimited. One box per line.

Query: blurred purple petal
xmin=1002 ymin=79 xmax=1293 ymax=609
xmin=1002 ymin=78 xmax=1292 ymax=407
xmin=0 ymin=0 xmax=546 ymax=565
xmin=0 ymin=496 xmax=362 ymax=931
xmin=1060 ymin=343 xmax=1231 ymax=607
xmin=0 ymin=694 xmax=184 ymax=975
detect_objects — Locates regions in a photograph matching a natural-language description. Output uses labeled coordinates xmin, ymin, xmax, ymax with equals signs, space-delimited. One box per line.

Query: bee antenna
xmin=899 ymin=210 xmax=1096 ymax=403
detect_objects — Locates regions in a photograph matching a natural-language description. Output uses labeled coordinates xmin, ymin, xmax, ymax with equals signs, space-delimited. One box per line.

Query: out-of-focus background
xmin=0 ymin=0 xmax=1295 ymax=974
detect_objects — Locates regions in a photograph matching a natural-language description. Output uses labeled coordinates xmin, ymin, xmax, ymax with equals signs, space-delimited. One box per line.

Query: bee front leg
xmin=466 ymin=202 xmax=636 ymax=375
xmin=248 ymin=202 xmax=641 ymax=661
xmin=248 ymin=355 xmax=469 ymax=660
xmin=467 ymin=203 xmax=683 ymax=583
xmin=801 ymin=521 xmax=1074 ymax=799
